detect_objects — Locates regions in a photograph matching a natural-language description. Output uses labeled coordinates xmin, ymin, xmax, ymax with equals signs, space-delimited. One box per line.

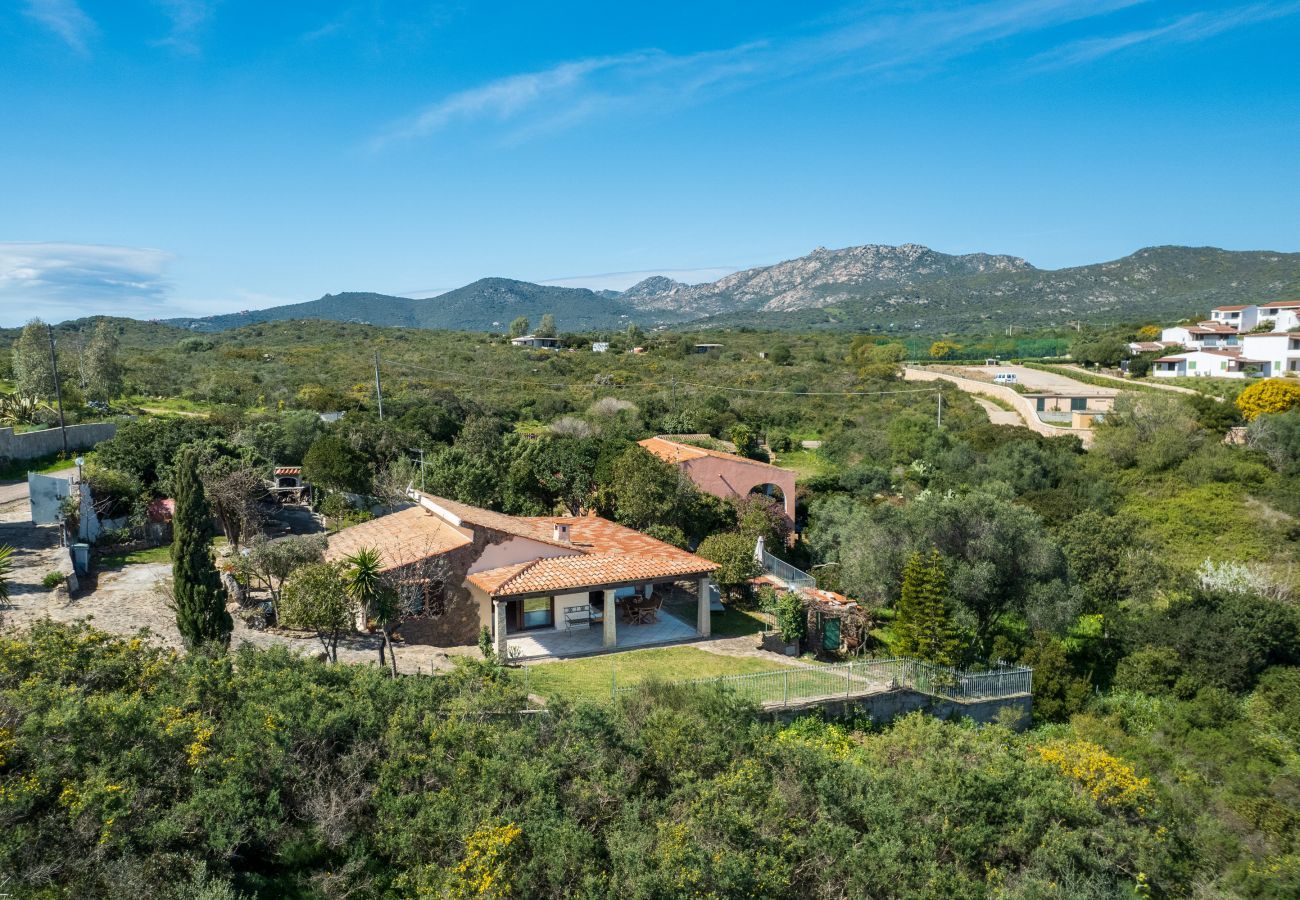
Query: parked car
xmin=993 ymin=372 xmax=1018 ymax=384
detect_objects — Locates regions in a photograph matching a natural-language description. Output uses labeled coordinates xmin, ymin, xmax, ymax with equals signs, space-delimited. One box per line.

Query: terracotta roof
xmin=1259 ymin=300 xmax=1300 ymax=309
xmin=1213 ymin=305 xmax=1250 ymax=311
xmin=273 ymin=466 xmax=301 ymax=476
xmin=469 ymin=551 xmax=716 ymax=598
xmin=417 ymin=493 xmax=573 ymax=548
xmin=401 ymin=491 xmax=719 ymax=595
xmin=324 ymin=506 xmax=471 ymax=572
xmin=638 ymin=435 xmax=787 ymax=472
xmin=1187 ymin=325 xmax=1239 ymax=335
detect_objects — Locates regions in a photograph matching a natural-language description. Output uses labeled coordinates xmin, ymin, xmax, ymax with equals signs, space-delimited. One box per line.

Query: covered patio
xmin=506 ymin=600 xmax=698 ymax=660
xmin=490 ymin=577 xmax=715 ymax=661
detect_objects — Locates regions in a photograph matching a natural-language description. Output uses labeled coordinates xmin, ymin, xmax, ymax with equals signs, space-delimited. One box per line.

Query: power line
xmin=379 ymin=356 xmax=943 ymax=399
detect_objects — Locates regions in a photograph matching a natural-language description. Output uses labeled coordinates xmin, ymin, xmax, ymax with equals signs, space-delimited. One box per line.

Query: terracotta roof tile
xmin=324 ymin=506 xmax=471 ymax=572
xmin=638 ymin=435 xmax=787 ymax=472
xmin=469 ymin=552 xmax=716 ymax=598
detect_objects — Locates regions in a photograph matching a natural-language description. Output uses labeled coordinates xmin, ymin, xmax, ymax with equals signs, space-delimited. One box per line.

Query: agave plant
xmin=0 ymin=544 xmax=14 ymax=601
xmin=0 ymin=391 xmax=51 ymax=426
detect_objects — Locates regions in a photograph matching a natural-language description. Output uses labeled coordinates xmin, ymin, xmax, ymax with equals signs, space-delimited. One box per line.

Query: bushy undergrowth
xmin=0 ymin=622 xmax=1198 ymax=899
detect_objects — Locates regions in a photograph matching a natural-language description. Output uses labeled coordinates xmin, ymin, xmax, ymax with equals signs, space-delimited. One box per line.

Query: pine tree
xmin=893 ymin=548 xmax=961 ymax=665
xmin=171 ymin=447 xmax=232 ymax=650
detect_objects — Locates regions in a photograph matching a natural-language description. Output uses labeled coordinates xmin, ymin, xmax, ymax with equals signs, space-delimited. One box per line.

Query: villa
xmin=325 ymin=490 xmax=718 ymax=660
xmin=638 ymin=435 xmax=797 ymax=537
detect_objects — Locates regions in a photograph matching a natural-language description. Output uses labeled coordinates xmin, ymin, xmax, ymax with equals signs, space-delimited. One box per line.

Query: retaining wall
xmin=902 ymin=367 xmax=1094 ymax=446
xmin=766 ymin=688 xmax=1033 ymax=731
xmin=0 ymin=423 xmax=118 ymax=461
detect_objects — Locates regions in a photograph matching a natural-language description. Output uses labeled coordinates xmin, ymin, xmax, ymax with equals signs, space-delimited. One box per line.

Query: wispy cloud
xmin=152 ymin=0 xmax=216 ymax=56
xmin=1030 ymin=1 xmax=1300 ymax=69
xmin=539 ymin=267 xmax=739 ymax=292
xmin=22 ymin=0 xmax=96 ymax=54
xmin=0 ymin=242 xmax=174 ymax=325
xmin=372 ymin=0 xmax=1153 ymax=148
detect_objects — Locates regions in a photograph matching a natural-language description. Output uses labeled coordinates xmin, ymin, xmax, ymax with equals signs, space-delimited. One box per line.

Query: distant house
xmin=694 ymin=343 xmax=724 ymax=354
xmin=591 ymin=341 xmax=610 ymax=353
xmin=510 ymin=335 xmax=561 ymax=349
xmin=1151 ymin=349 xmax=1268 ymax=379
xmin=325 ymin=491 xmax=718 ymax=659
xmin=638 ymin=436 xmax=796 ymax=537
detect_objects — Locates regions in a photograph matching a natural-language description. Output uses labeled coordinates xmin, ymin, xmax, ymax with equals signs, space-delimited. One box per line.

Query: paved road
xmin=943 ymin=364 xmax=1119 ymax=395
xmin=0 ymin=468 xmax=77 ymax=506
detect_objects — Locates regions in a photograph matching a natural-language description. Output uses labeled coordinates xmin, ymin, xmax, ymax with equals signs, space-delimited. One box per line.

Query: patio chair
xmin=637 ymin=593 xmax=662 ymax=625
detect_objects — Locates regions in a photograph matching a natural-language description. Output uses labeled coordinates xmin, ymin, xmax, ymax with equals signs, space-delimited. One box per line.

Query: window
xmin=522 ymin=597 xmax=553 ymax=629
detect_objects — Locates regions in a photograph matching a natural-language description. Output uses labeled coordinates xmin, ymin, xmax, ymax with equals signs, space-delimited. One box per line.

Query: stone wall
xmin=395 ymin=527 xmax=515 ymax=647
xmin=0 ymin=423 xmax=118 ymax=462
xmin=766 ymin=688 xmax=1033 ymax=731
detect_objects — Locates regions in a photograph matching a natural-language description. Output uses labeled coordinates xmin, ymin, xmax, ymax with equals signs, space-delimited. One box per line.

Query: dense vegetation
xmin=0 ymin=620 xmax=1280 ymax=898
xmin=4 ymin=316 xmax=1300 ymax=896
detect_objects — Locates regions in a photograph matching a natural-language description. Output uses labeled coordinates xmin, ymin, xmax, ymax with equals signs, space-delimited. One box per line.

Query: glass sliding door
xmin=521 ymin=597 xmax=554 ymax=629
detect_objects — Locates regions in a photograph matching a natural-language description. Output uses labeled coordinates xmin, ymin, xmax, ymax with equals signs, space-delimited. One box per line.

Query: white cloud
xmin=539 ymin=267 xmax=739 ymax=292
xmin=22 ymin=0 xmax=96 ymax=53
xmin=152 ymin=0 xmax=216 ymax=55
xmin=371 ymin=0 xmax=1155 ymax=147
xmin=1029 ymin=1 xmax=1300 ymax=70
xmin=0 ymin=242 xmax=175 ymax=325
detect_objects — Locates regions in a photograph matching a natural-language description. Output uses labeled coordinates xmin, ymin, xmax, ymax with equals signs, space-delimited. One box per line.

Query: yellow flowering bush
xmin=445 ymin=821 xmax=522 ymax=899
xmin=1034 ymin=739 xmax=1153 ymax=814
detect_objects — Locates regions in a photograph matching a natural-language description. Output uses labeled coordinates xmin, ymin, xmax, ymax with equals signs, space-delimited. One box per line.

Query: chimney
xmin=552 ymin=522 xmax=571 ymax=543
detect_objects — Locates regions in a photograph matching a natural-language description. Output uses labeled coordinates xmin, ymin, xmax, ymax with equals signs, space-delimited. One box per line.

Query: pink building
xmin=638 ymin=436 xmax=797 ymax=534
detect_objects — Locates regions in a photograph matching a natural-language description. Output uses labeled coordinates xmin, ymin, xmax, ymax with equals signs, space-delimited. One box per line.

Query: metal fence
xmin=759 ymin=549 xmax=816 ymax=590
xmin=612 ymin=657 xmax=1032 ymax=707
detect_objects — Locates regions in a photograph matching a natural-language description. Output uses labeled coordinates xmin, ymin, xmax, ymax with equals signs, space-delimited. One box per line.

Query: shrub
xmin=41 ymin=571 xmax=66 ymax=589
xmin=1237 ymin=378 xmax=1300 ymax=420
xmin=775 ymin=591 xmax=806 ymax=645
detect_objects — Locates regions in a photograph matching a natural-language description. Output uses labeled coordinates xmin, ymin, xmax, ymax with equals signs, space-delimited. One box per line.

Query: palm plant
xmin=0 ymin=545 xmax=14 ymax=601
xmin=341 ymin=547 xmax=399 ymax=675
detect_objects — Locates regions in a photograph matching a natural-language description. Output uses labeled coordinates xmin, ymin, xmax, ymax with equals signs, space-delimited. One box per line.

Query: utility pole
xmin=936 ymin=390 xmax=943 ymax=429
xmin=373 ymin=351 xmax=384 ymax=421
xmin=46 ymin=324 xmax=69 ymax=457
xmin=409 ymin=447 xmax=426 ymax=491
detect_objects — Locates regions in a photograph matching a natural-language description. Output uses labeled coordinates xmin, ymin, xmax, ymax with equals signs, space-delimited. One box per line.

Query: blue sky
xmin=2 ymin=0 xmax=1298 ymax=325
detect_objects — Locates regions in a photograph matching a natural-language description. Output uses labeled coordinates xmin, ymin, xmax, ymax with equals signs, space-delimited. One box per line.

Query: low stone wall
xmin=766 ymin=688 xmax=1033 ymax=730
xmin=0 ymin=422 xmax=118 ymax=461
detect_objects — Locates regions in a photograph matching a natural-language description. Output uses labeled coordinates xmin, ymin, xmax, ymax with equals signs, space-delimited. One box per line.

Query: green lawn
xmin=520 ymin=645 xmax=791 ymax=702
xmin=773 ymin=448 xmax=834 ymax=479
xmin=96 ymin=544 xmax=172 ymax=568
xmin=96 ymin=536 xmax=224 ymax=569
xmin=710 ymin=606 xmax=771 ymax=638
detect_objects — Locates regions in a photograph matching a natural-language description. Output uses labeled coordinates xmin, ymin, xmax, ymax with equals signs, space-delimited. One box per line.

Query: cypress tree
xmin=894 ymin=548 xmax=961 ymax=666
xmin=172 ymin=447 xmax=232 ymax=650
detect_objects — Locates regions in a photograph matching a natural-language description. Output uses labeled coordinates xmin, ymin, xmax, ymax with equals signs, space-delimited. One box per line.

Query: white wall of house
xmin=1161 ymin=326 xmax=1192 ymax=345
xmin=467 ymin=534 xmax=581 ymax=575
xmin=1151 ymin=351 xmax=1241 ymax=378
xmin=1241 ymin=334 xmax=1290 ymax=375
xmin=1211 ymin=307 xmax=1260 ymax=330
xmin=1258 ymin=307 xmax=1300 ymax=331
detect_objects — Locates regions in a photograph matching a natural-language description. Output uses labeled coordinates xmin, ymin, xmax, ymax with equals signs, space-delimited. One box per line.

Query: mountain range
xmin=163 ymin=244 xmax=1300 ymax=335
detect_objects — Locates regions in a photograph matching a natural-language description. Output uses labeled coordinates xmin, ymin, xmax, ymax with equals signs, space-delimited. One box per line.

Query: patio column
xmin=493 ymin=600 xmax=508 ymax=659
xmin=603 ymin=588 xmax=617 ymax=648
xmin=697 ymin=576 xmax=712 ymax=637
